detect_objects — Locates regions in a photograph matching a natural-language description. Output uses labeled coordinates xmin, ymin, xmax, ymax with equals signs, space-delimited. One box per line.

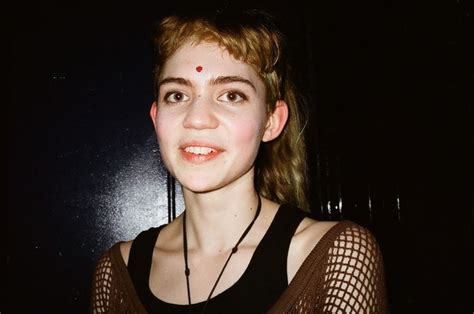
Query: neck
xmin=181 ymin=184 xmax=260 ymax=253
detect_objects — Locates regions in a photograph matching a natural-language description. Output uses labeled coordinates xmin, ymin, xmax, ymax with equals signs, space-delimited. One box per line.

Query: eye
xmin=217 ymin=91 xmax=248 ymax=103
xmin=163 ymin=91 xmax=190 ymax=104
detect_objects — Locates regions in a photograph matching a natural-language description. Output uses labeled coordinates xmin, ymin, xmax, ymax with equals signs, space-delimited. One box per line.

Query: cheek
xmin=232 ymin=118 xmax=265 ymax=152
xmin=155 ymin=119 xmax=167 ymax=140
xmin=154 ymin=113 xmax=176 ymax=154
xmin=155 ymin=111 xmax=173 ymax=139
xmin=154 ymin=116 xmax=177 ymax=173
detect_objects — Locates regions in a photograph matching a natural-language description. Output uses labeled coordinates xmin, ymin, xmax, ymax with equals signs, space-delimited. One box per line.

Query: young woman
xmin=90 ymin=9 xmax=387 ymax=313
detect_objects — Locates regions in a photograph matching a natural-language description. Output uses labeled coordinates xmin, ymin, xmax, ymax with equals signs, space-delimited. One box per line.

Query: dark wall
xmin=7 ymin=1 xmax=471 ymax=313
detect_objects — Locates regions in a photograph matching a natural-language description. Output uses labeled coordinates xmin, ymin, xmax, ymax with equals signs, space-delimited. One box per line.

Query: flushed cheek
xmin=232 ymin=121 xmax=263 ymax=156
xmin=155 ymin=118 xmax=169 ymax=140
xmin=155 ymin=118 xmax=178 ymax=164
xmin=155 ymin=109 xmax=181 ymax=142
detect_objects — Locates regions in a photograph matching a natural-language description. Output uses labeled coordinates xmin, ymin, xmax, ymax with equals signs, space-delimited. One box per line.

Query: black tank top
xmin=127 ymin=204 xmax=307 ymax=314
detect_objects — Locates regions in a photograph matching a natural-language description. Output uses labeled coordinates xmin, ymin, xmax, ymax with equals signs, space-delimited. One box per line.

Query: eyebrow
xmin=210 ymin=76 xmax=256 ymax=91
xmin=158 ymin=75 xmax=256 ymax=91
xmin=157 ymin=77 xmax=192 ymax=88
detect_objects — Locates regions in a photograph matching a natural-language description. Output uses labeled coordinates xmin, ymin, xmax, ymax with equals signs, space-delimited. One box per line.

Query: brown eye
xmin=217 ymin=91 xmax=247 ymax=103
xmin=227 ymin=92 xmax=237 ymax=101
xmin=164 ymin=91 xmax=190 ymax=104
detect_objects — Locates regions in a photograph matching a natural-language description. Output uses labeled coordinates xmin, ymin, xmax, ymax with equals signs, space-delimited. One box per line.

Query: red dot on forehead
xmin=196 ymin=66 xmax=203 ymax=72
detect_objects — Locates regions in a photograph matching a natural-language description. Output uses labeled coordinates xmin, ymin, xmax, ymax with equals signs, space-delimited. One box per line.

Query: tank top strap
xmin=126 ymin=205 xmax=308 ymax=313
xmin=246 ymin=204 xmax=308 ymax=288
xmin=127 ymin=225 xmax=166 ymax=300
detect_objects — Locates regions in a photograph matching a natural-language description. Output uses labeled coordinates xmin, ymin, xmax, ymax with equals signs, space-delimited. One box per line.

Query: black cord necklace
xmin=182 ymin=196 xmax=262 ymax=314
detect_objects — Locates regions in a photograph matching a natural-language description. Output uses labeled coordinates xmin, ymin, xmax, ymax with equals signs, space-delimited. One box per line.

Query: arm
xmin=89 ymin=244 xmax=144 ymax=313
xmin=321 ymin=223 xmax=388 ymax=313
xmin=90 ymin=252 xmax=117 ymax=313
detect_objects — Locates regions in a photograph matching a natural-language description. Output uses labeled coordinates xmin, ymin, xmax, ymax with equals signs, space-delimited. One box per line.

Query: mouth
xmin=183 ymin=146 xmax=217 ymax=155
xmin=180 ymin=143 xmax=224 ymax=163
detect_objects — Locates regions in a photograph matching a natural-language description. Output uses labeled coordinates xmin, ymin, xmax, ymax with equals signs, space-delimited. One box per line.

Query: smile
xmin=183 ymin=146 xmax=217 ymax=155
xmin=180 ymin=143 xmax=223 ymax=163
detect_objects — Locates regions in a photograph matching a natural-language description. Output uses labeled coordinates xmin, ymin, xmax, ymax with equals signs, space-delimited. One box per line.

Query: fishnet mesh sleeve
xmin=90 ymin=253 xmax=123 ymax=313
xmin=320 ymin=224 xmax=387 ymax=313
xmin=269 ymin=221 xmax=387 ymax=313
xmin=89 ymin=245 xmax=144 ymax=313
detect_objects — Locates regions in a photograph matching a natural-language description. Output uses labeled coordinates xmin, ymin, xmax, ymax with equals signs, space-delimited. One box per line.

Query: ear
xmin=149 ymin=101 xmax=158 ymax=130
xmin=262 ymin=100 xmax=289 ymax=142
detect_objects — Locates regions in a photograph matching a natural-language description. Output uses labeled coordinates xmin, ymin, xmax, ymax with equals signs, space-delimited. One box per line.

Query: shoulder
xmin=322 ymin=221 xmax=384 ymax=268
xmin=91 ymin=241 xmax=149 ymax=313
xmin=91 ymin=242 xmax=128 ymax=291
xmin=292 ymin=219 xmax=382 ymax=263
xmin=280 ymin=218 xmax=387 ymax=313
xmin=287 ymin=217 xmax=339 ymax=281
xmin=314 ymin=221 xmax=387 ymax=312
xmin=120 ymin=240 xmax=133 ymax=266
xmin=294 ymin=217 xmax=340 ymax=242
xmin=288 ymin=218 xmax=384 ymax=281
xmin=294 ymin=218 xmax=380 ymax=254
xmin=119 ymin=222 xmax=178 ymax=266
xmin=290 ymin=219 xmax=385 ymax=285
xmin=291 ymin=217 xmax=339 ymax=258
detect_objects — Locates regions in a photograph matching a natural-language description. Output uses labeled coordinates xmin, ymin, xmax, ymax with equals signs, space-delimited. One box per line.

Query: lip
xmin=179 ymin=141 xmax=224 ymax=163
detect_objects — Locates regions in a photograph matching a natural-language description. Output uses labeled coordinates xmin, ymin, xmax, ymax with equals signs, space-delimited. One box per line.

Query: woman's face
xmin=151 ymin=41 xmax=269 ymax=194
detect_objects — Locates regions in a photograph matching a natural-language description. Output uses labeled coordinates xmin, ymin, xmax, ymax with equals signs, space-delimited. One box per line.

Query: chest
xmin=126 ymin=204 xmax=310 ymax=313
xmin=149 ymin=245 xmax=262 ymax=304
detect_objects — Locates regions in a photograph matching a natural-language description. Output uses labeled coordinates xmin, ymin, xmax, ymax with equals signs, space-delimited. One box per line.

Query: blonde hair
xmin=153 ymin=9 xmax=310 ymax=211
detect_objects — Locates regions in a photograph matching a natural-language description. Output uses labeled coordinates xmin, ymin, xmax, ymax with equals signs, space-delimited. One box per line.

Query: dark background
xmin=7 ymin=1 xmax=472 ymax=313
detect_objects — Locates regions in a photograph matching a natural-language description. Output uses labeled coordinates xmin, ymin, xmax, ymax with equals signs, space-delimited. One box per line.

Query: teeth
xmin=184 ymin=146 xmax=216 ymax=155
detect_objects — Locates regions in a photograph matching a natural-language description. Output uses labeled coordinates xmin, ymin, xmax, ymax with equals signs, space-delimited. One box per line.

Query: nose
xmin=182 ymin=97 xmax=219 ymax=130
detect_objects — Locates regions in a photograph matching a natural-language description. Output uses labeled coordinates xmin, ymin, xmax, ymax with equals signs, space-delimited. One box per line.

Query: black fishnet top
xmin=90 ymin=220 xmax=388 ymax=313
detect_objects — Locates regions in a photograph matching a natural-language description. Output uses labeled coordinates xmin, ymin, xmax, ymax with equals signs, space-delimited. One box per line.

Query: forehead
xmin=160 ymin=41 xmax=263 ymax=86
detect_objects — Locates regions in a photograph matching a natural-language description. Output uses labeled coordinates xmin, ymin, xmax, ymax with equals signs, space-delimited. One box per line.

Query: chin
xmin=181 ymin=182 xmax=222 ymax=194
xmin=174 ymin=174 xmax=218 ymax=193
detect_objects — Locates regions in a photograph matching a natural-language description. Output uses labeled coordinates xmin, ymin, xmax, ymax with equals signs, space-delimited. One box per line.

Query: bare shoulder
xmin=119 ymin=240 xmax=133 ymax=266
xmin=295 ymin=217 xmax=339 ymax=242
xmin=287 ymin=217 xmax=339 ymax=282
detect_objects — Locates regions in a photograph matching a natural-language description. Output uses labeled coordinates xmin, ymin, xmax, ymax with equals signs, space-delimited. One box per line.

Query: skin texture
xmin=152 ymin=41 xmax=280 ymax=195
xmin=120 ymin=41 xmax=337 ymax=305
